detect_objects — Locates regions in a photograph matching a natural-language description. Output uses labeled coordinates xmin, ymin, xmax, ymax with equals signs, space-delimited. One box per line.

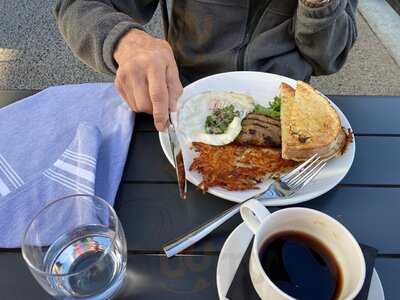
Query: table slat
xmin=123 ymin=132 xmax=176 ymax=182
xmin=124 ymin=133 xmax=400 ymax=186
xmin=0 ymin=252 xmax=50 ymax=299
xmin=117 ymin=255 xmax=218 ymax=299
xmin=134 ymin=113 xmax=156 ymax=132
xmin=342 ymin=136 xmax=400 ymax=185
xmin=131 ymin=95 xmax=400 ymax=135
xmin=332 ymin=96 xmax=400 ymax=136
xmin=116 ymin=184 xmax=400 ymax=254
xmin=0 ymin=253 xmax=218 ymax=300
xmin=0 ymin=252 xmax=397 ymax=300
xmin=1 ymin=92 xmax=400 ymax=136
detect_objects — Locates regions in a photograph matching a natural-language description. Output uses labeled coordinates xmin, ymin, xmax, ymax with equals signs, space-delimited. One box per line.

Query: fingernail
xmin=156 ymin=121 xmax=168 ymax=132
xmin=164 ymin=119 xmax=170 ymax=130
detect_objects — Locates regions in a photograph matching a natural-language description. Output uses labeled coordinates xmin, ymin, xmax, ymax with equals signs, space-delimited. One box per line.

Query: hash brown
xmin=190 ymin=142 xmax=297 ymax=191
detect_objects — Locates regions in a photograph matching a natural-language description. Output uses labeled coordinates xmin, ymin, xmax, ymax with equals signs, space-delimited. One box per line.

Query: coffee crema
xmin=259 ymin=230 xmax=343 ymax=300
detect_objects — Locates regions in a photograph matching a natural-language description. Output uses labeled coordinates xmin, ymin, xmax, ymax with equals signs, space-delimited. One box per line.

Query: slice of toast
xmin=280 ymin=81 xmax=346 ymax=161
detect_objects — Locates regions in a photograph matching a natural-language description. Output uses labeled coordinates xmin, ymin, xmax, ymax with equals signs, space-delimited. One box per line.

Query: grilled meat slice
xmin=236 ymin=113 xmax=281 ymax=147
xmin=245 ymin=112 xmax=281 ymax=126
xmin=237 ymin=125 xmax=281 ymax=147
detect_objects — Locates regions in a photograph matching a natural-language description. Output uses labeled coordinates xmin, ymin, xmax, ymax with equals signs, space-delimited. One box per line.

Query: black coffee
xmin=259 ymin=231 xmax=342 ymax=300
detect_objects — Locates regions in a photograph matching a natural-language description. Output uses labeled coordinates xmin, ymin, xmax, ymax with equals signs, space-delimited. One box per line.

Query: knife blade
xmin=167 ymin=117 xmax=187 ymax=199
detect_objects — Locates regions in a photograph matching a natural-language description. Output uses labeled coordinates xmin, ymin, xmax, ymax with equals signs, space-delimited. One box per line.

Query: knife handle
xmin=163 ymin=201 xmax=243 ymax=257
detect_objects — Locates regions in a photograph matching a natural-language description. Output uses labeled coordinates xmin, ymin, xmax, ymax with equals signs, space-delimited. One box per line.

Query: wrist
xmin=113 ymin=28 xmax=147 ymax=64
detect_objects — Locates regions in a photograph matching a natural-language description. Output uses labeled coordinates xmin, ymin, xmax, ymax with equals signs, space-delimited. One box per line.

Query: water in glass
xmin=43 ymin=224 xmax=126 ymax=299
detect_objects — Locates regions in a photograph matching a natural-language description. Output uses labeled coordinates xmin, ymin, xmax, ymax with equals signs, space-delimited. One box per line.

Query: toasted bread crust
xmin=280 ymin=83 xmax=296 ymax=160
xmin=281 ymin=81 xmax=345 ymax=161
xmin=283 ymin=127 xmax=347 ymax=161
xmin=280 ymin=82 xmax=295 ymax=98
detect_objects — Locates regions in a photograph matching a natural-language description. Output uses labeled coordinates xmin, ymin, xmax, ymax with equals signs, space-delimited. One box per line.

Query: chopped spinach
xmin=205 ymin=104 xmax=240 ymax=134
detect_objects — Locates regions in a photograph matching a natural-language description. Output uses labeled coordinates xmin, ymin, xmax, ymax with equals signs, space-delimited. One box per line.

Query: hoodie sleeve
xmin=294 ymin=0 xmax=358 ymax=75
xmin=54 ymin=0 xmax=159 ymax=75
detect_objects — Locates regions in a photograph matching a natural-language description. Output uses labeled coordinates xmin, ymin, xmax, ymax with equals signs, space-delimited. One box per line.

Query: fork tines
xmin=281 ymin=154 xmax=326 ymax=190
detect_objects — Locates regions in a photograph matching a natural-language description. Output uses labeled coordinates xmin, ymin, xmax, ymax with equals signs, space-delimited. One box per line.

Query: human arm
xmin=54 ymin=0 xmax=160 ymax=75
xmin=295 ymin=0 xmax=358 ymax=75
xmin=54 ymin=1 xmax=182 ymax=130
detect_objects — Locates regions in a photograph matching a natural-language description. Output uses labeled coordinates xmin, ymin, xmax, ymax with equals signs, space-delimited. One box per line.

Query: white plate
xmin=159 ymin=71 xmax=355 ymax=205
xmin=216 ymin=222 xmax=385 ymax=300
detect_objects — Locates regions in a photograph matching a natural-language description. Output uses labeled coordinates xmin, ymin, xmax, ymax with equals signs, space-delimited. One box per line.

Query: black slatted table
xmin=1 ymin=90 xmax=399 ymax=299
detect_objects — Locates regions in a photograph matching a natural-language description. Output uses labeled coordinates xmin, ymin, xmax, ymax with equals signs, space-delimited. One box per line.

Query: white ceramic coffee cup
xmin=240 ymin=199 xmax=365 ymax=300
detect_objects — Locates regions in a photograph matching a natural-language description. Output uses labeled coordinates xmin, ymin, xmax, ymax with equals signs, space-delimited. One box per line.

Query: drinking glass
xmin=22 ymin=194 xmax=127 ymax=299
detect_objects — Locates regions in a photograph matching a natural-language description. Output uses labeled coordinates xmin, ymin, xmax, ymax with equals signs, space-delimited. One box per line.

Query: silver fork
xmin=163 ymin=154 xmax=327 ymax=257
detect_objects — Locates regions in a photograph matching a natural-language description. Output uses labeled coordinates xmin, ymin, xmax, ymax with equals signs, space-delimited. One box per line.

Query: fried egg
xmin=178 ymin=91 xmax=255 ymax=146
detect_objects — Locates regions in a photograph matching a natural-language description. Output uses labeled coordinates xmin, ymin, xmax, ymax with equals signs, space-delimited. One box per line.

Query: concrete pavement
xmin=359 ymin=0 xmax=400 ymax=66
xmin=0 ymin=0 xmax=399 ymax=95
xmin=311 ymin=12 xmax=400 ymax=96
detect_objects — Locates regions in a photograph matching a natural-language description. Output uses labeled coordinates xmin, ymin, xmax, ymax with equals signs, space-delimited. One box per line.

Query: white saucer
xmin=216 ymin=223 xmax=385 ymax=300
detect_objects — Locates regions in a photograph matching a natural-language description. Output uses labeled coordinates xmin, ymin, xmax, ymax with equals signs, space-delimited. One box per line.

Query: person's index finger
xmin=166 ymin=64 xmax=183 ymax=112
xmin=147 ymin=65 xmax=170 ymax=131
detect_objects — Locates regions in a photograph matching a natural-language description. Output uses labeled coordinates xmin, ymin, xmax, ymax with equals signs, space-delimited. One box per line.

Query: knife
xmin=167 ymin=114 xmax=187 ymax=199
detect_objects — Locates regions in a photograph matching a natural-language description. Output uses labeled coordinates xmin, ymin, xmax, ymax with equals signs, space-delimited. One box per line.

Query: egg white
xmin=178 ymin=91 xmax=255 ymax=146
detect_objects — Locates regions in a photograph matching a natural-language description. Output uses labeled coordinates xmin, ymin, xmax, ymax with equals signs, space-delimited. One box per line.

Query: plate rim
xmin=216 ymin=222 xmax=385 ymax=300
xmin=159 ymin=71 xmax=355 ymax=205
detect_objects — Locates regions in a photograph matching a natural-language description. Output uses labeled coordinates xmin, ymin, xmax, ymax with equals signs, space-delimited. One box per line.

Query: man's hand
xmin=113 ymin=29 xmax=183 ymax=131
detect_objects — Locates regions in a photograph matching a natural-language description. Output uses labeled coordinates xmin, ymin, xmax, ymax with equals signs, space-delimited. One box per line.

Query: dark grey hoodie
xmin=54 ymin=0 xmax=358 ymax=83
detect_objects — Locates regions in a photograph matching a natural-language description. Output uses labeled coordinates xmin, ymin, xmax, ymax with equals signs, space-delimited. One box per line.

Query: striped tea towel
xmin=0 ymin=83 xmax=134 ymax=247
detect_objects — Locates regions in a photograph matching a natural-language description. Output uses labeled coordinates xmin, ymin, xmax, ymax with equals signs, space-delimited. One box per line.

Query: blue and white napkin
xmin=0 ymin=83 xmax=134 ymax=247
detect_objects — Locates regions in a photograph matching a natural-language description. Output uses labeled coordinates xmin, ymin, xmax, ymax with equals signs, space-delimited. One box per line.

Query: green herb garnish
xmin=205 ymin=104 xmax=240 ymax=134
xmin=254 ymin=96 xmax=281 ymax=119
